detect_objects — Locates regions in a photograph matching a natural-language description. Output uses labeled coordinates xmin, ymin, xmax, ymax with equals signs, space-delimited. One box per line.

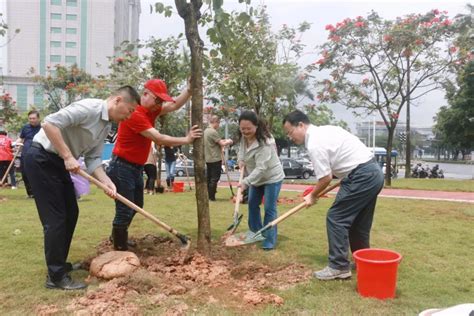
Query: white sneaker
xmin=11 ymin=186 xmax=17 ymax=190
xmin=313 ymin=266 xmax=351 ymax=280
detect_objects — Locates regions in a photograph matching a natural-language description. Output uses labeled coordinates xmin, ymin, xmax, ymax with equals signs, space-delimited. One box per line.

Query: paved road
xmin=214 ymin=180 xmax=474 ymax=204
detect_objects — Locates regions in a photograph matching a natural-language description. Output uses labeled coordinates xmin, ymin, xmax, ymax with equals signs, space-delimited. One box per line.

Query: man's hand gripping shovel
xmin=224 ymin=180 xmax=341 ymax=247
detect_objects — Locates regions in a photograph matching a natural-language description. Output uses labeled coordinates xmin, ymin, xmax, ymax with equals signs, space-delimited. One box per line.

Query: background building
xmin=0 ymin=0 xmax=140 ymax=111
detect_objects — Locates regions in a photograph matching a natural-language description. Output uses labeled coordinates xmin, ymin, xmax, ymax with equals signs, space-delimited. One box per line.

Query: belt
xmin=110 ymin=155 xmax=143 ymax=169
xmin=31 ymin=142 xmax=45 ymax=150
xmin=348 ymin=157 xmax=377 ymax=177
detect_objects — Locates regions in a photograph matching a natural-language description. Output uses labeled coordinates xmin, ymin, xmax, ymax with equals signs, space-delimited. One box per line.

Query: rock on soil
xmin=89 ymin=251 xmax=140 ymax=280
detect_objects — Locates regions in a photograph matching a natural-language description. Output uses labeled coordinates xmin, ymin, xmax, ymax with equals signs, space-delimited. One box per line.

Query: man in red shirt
xmin=107 ymin=79 xmax=202 ymax=250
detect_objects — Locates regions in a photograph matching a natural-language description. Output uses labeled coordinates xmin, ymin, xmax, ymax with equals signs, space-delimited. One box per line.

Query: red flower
xmin=442 ymin=19 xmax=452 ymax=26
xmin=383 ymin=35 xmax=393 ymax=42
xmin=315 ymin=58 xmax=326 ymax=65
xmin=329 ymin=35 xmax=341 ymax=42
xmin=432 ymin=9 xmax=440 ymax=15
xmin=325 ymin=24 xmax=336 ymax=32
xmin=449 ymin=46 xmax=457 ymax=54
xmin=354 ymin=21 xmax=365 ymax=28
xmin=116 ymin=57 xmax=124 ymax=63
xmin=415 ymin=39 xmax=423 ymax=45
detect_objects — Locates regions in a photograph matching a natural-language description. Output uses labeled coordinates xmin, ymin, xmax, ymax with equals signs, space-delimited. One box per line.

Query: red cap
xmin=144 ymin=79 xmax=175 ymax=103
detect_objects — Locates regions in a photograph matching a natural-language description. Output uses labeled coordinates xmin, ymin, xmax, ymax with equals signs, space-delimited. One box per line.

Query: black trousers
xmin=20 ymin=157 xmax=34 ymax=196
xmin=144 ymin=163 xmax=157 ymax=191
xmin=206 ymin=161 xmax=221 ymax=200
xmin=23 ymin=144 xmax=78 ymax=282
xmin=0 ymin=161 xmax=9 ymax=184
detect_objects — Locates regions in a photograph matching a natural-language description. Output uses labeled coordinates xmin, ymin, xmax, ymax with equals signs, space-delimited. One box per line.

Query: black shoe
xmin=65 ymin=262 xmax=82 ymax=272
xmin=45 ymin=275 xmax=87 ymax=290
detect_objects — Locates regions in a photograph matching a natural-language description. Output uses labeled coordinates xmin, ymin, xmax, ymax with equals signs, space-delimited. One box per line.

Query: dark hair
xmin=283 ymin=110 xmax=310 ymax=126
xmin=27 ymin=110 xmax=40 ymax=118
xmin=238 ymin=110 xmax=271 ymax=144
xmin=113 ymin=85 xmax=141 ymax=104
xmin=0 ymin=130 xmax=7 ymax=136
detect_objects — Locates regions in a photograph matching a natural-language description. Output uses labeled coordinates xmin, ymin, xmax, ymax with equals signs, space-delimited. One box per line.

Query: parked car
xmin=280 ymin=158 xmax=313 ymax=179
xmin=175 ymin=160 xmax=194 ymax=177
xmin=295 ymin=158 xmax=315 ymax=176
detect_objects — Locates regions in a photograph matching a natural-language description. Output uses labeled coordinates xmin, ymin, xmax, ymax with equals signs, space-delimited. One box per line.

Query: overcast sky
xmin=139 ymin=0 xmax=470 ymax=129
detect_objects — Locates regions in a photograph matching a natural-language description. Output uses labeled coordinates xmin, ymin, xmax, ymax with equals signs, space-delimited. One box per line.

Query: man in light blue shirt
xmin=23 ymin=86 xmax=140 ymax=290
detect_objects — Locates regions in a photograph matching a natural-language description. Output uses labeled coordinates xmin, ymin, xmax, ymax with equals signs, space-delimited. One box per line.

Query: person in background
xmin=0 ymin=130 xmax=14 ymax=187
xmin=16 ymin=110 xmax=41 ymax=197
xmin=203 ymin=115 xmax=233 ymax=201
xmin=283 ymin=110 xmax=384 ymax=280
xmin=23 ymin=86 xmax=140 ymax=290
xmin=144 ymin=145 xmax=158 ymax=195
xmin=164 ymin=145 xmax=177 ymax=189
xmin=237 ymin=111 xmax=285 ymax=250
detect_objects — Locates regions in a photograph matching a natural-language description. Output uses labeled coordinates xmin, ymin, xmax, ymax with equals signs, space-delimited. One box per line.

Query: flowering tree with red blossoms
xmin=307 ymin=10 xmax=465 ymax=185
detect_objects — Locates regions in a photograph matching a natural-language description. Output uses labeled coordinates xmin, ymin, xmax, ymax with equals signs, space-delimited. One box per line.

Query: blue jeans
xmin=106 ymin=158 xmax=144 ymax=226
xmin=165 ymin=160 xmax=176 ymax=185
xmin=248 ymin=181 xmax=282 ymax=249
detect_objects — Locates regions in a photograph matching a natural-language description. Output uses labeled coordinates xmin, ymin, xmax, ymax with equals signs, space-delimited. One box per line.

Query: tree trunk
xmin=385 ymin=127 xmax=395 ymax=186
xmin=405 ymin=57 xmax=411 ymax=178
xmin=176 ymin=0 xmax=211 ymax=255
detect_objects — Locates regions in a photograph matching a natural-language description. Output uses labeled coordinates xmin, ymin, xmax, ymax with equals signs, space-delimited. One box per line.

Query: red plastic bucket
xmin=353 ymin=248 xmax=402 ymax=299
xmin=172 ymin=181 xmax=184 ymax=193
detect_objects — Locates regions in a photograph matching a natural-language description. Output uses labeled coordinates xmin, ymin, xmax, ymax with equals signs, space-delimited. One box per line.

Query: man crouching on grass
xmin=23 ymin=86 xmax=140 ymax=290
xmin=283 ymin=110 xmax=384 ymax=280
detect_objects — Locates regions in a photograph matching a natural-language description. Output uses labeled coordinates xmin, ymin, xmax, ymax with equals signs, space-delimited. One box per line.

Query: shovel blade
xmin=224 ymin=231 xmax=266 ymax=247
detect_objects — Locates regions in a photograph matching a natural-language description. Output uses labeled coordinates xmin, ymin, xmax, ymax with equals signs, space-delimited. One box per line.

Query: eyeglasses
xmin=286 ymin=126 xmax=298 ymax=138
xmin=145 ymin=90 xmax=163 ymax=106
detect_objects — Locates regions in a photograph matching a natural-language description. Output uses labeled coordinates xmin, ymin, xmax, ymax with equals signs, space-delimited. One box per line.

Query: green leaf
xmin=210 ymin=49 xmax=218 ymax=58
xmin=237 ymin=12 xmax=250 ymax=24
xmin=154 ymin=2 xmax=165 ymax=13
xmin=212 ymin=0 xmax=223 ymax=11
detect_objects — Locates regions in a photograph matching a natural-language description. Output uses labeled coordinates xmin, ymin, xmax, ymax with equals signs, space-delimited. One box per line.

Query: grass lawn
xmin=388 ymin=179 xmax=473 ymax=192
xmin=0 ymin=186 xmax=473 ymax=314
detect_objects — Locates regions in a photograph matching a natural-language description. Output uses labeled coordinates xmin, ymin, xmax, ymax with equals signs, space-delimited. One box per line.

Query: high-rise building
xmin=1 ymin=0 xmax=141 ymax=111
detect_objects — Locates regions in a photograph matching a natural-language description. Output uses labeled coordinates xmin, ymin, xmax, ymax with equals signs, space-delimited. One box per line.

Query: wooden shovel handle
xmin=233 ymin=166 xmax=245 ymax=216
xmin=265 ymin=180 xmax=341 ymax=228
xmin=78 ymin=169 xmax=180 ymax=236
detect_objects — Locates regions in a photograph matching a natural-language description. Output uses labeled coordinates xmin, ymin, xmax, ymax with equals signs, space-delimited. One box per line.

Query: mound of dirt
xmin=47 ymin=235 xmax=312 ymax=314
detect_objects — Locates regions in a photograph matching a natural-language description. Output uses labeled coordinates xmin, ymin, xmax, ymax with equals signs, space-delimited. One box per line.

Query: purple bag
xmin=70 ymin=158 xmax=90 ymax=198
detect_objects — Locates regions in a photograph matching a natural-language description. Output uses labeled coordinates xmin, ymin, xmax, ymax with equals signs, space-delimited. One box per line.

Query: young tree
xmin=174 ymin=0 xmax=211 ymax=255
xmin=310 ymin=10 xmax=462 ymax=185
xmin=206 ymin=6 xmax=311 ymax=131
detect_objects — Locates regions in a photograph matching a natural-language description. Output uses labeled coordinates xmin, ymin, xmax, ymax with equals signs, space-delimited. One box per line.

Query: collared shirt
xmin=305 ymin=124 xmax=373 ymax=179
xmin=33 ymin=99 xmax=112 ymax=174
xmin=112 ymin=105 xmax=161 ymax=165
xmin=19 ymin=123 xmax=41 ymax=154
xmin=204 ymin=126 xmax=222 ymax=163
xmin=238 ymin=136 xmax=285 ymax=187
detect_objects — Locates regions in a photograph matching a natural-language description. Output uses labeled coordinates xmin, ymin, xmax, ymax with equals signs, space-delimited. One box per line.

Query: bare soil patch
xmin=37 ymin=235 xmax=312 ymax=315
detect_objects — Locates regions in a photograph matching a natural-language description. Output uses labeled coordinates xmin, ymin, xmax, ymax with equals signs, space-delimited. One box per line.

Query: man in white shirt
xmin=283 ymin=110 xmax=384 ymax=280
